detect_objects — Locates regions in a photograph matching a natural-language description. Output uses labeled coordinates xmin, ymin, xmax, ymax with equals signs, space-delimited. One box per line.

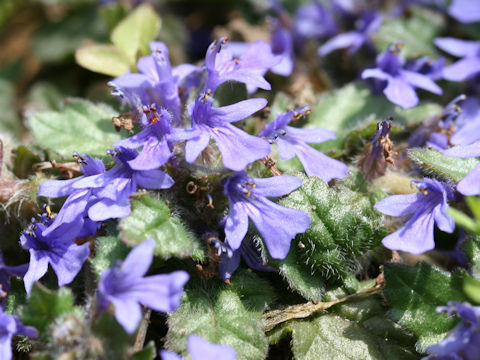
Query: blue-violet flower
xmin=362 ymin=42 xmax=443 ymax=108
xmin=97 ymin=239 xmax=189 ymax=334
xmin=223 ymin=172 xmax=310 ymax=259
xmin=259 ymin=106 xmax=348 ymax=182
xmin=435 ymin=37 xmax=480 ymax=82
xmin=161 ymin=334 xmax=236 ymax=360
xmin=0 ymin=308 xmax=37 ymax=360
xmin=374 ymin=178 xmax=455 ymax=254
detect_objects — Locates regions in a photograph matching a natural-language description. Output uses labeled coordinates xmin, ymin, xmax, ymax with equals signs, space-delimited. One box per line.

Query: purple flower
xmin=319 ymin=11 xmax=383 ymax=56
xmin=113 ymin=104 xmax=197 ymax=171
xmin=223 ymin=172 xmax=310 ymax=259
xmin=435 ymin=38 xmax=480 ymax=82
xmin=0 ymin=308 xmax=37 ymax=360
xmin=97 ymin=239 xmax=189 ymax=334
xmin=20 ymin=211 xmax=90 ymax=294
xmin=213 ymin=238 xmax=275 ymax=280
xmin=424 ymin=302 xmax=480 ymax=360
xmin=38 ymin=153 xmax=105 ymax=238
xmin=405 ymin=56 xmax=445 ymax=81
xmin=293 ymin=2 xmax=337 ymax=42
xmin=443 ymin=141 xmax=480 ymax=196
xmin=374 ymin=178 xmax=455 ymax=254
xmin=362 ymin=43 xmax=443 ymax=108
xmin=408 ymin=95 xmax=466 ymax=149
xmin=204 ymin=38 xmax=281 ymax=94
xmin=269 ymin=17 xmax=294 ymax=76
xmin=72 ymin=147 xmax=174 ymax=221
xmin=259 ymin=106 xmax=347 ymax=182
xmin=452 ymin=97 xmax=480 ymax=146
xmin=0 ymin=253 xmax=27 ymax=309
xmin=111 ymin=42 xmax=199 ymax=125
xmin=185 ymin=92 xmax=270 ymax=171
xmin=448 ymin=0 xmax=480 ymax=23
xmin=161 ymin=334 xmax=237 ymax=360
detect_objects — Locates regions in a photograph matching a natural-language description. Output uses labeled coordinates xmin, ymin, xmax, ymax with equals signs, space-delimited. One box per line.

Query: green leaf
xmin=27 ymin=98 xmax=122 ymax=160
xmin=372 ymin=6 xmax=444 ymax=58
xmin=464 ymin=276 xmax=480 ymax=305
xmin=26 ymin=82 xmax=64 ymax=112
xmin=383 ymin=262 xmax=468 ymax=351
xmin=91 ymin=312 xmax=133 ymax=359
xmin=111 ymin=4 xmax=161 ymax=66
xmin=132 ymin=341 xmax=156 ymax=360
xmin=306 ymin=82 xmax=441 ymax=155
xmin=32 ymin=6 xmax=105 ymax=63
xmin=19 ymin=283 xmax=76 ymax=337
xmin=119 ymin=194 xmax=205 ymax=261
xmin=268 ymin=287 xmax=419 ymax=360
xmin=273 ymin=173 xmax=386 ymax=301
xmin=408 ymin=148 xmax=479 ymax=183
xmin=75 ymin=44 xmax=131 ymax=77
xmin=165 ymin=270 xmax=275 ymax=360
xmin=461 ymin=236 xmax=480 ymax=278
xmin=5 ymin=277 xmax=27 ymax=314
xmin=0 ymin=79 xmax=22 ymax=138
xmin=91 ymin=234 xmax=129 ymax=279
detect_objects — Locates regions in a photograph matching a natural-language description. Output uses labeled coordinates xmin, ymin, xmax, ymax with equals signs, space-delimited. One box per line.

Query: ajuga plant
xmin=2 ymin=0 xmax=480 ymax=359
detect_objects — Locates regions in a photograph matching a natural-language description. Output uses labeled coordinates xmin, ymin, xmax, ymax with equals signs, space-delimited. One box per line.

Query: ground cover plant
xmin=1 ymin=0 xmax=480 ymax=359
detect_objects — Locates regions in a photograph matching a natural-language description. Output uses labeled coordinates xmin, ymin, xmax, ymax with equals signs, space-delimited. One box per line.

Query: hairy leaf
xmin=0 ymin=79 xmax=22 ymax=138
xmin=91 ymin=234 xmax=129 ymax=279
xmin=372 ymin=6 xmax=444 ymax=57
xmin=119 ymin=194 xmax=205 ymax=260
xmin=165 ymin=270 xmax=275 ymax=360
xmin=306 ymin=82 xmax=441 ymax=154
xmin=274 ymin=173 xmax=386 ymax=301
xmin=268 ymin=285 xmax=419 ymax=360
xmin=384 ymin=262 xmax=468 ymax=351
xmin=19 ymin=283 xmax=76 ymax=337
xmin=111 ymin=3 xmax=161 ymax=66
xmin=27 ymin=98 xmax=122 ymax=160
xmin=408 ymin=148 xmax=478 ymax=183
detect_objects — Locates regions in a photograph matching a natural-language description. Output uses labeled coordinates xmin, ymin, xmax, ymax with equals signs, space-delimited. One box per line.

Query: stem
xmin=262 ymin=284 xmax=383 ymax=332
xmin=133 ymin=308 xmax=152 ymax=352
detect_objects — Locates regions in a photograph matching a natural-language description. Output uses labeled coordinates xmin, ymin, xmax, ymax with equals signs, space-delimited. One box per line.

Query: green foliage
xmin=27 ymin=98 xmax=122 ymax=160
xmin=5 ymin=277 xmax=27 ymax=314
xmin=408 ymin=148 xmax=479 ymax=183
xmin=268 ymin=285 xmax=419 ymax=360
xmin=383 ymin=262 xmax=468 ymax=351
xmin=461 ymin=237 xmax=480 ymax=304
xmin=306 ymin=82 xmax=441 ymax=154
xmin=91 ymin=312 xmax=134 ymax=359
xmin=274 ymin=173 xmax=386 ymax=301
xmin=132 ymin=341 xmax=156 ymax=360
xmin=111 ymin=4 xmax=161 ymax=67
xmin=19 ymin=283 xmax=77 ymax=338
xmin=91 ymin=233 xmax=129 ymax=279
xmin=32 ymin=6 xmax=106 ymax=63
xmin=165 ymin=270 xmax=275 ymax=360
xmin=0 ymin=79 xmax=22 ymax=138
xmin=75 ymin=44 xmax=131 ymax=77
xmin=372 ymin=6 xmax=444 ymax=58
xmin=119 ymin=194 xmax=205 ymax=260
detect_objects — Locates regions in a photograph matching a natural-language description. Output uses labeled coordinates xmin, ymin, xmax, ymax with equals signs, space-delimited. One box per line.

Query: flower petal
xmin=111 ymin=297 xmax=142 ymax=334
xmin=294 ymin=143 xmax=348 ymax=182
xmin=382 ymin=211 xmax=436 ymax=254
xmin=185 ymin=132 xmax=211 ymax=163
xmin=24 ymin=251 xmax=49 ymax=294
xmin=253 ymin=175 xmax=303 ymax=197
xmin=383 ymin=77 xmax=418 ymax=109
xmin=224 ymin=201 xmax=249 ymax=251
xmin=400 ymin=70 xmax=442 ymax=95
xmin=442 ymin=57 xmax=480 ymax=82
xmin=435 ymin=37 xmax=480 ymax=57
xmin=318 ymin=31 xmax=363 ymax=56
xmin=374 ymin=193 xmax=421 ymax=217
xmin=212 ymin=124 xmax=270 ymax=171
xmin=457 ymin=163 xmax=480 ymax=196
